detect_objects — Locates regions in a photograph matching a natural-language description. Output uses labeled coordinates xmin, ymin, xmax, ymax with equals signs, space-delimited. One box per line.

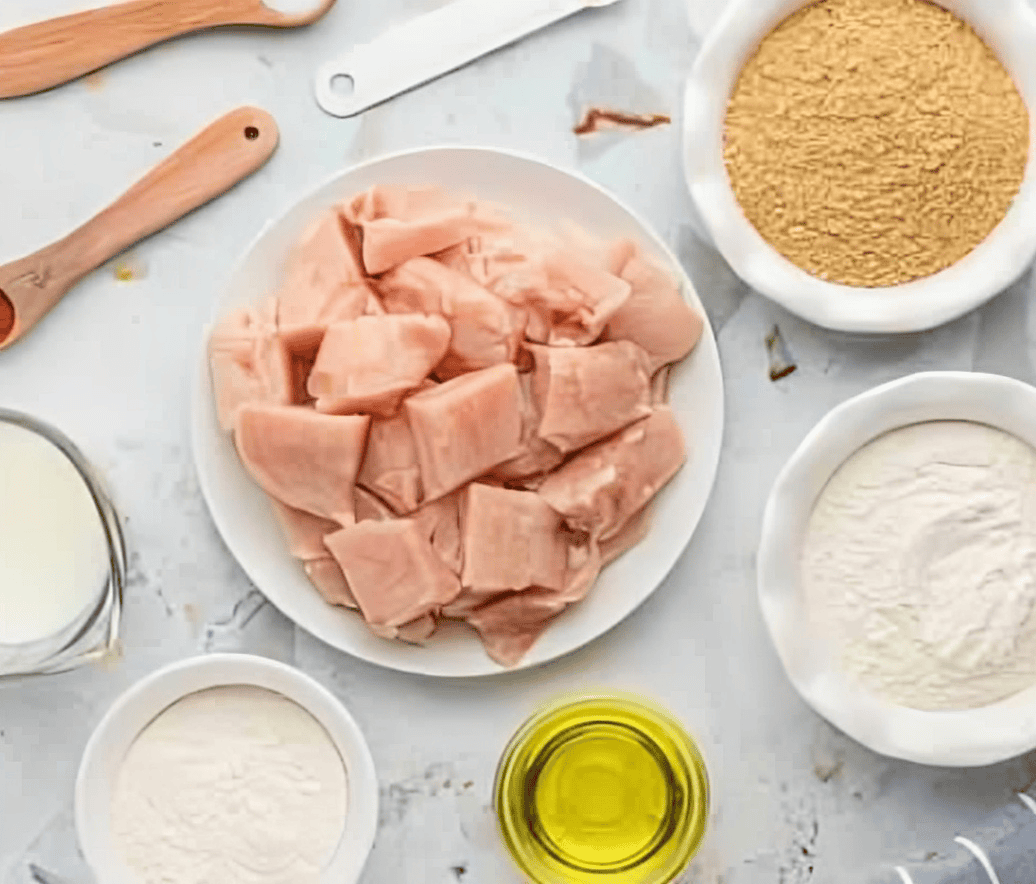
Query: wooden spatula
xmin=0 ymin=105 xmax=279 ymax=350
xmin=0 ymin=0 xmax=337 ymax=99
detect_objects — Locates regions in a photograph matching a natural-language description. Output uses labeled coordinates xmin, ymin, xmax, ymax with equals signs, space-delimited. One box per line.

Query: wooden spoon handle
xmin=0 ymin=106 xmax=279 ymax=349
xmin=0 ymin=0 xmax=286 ymax=99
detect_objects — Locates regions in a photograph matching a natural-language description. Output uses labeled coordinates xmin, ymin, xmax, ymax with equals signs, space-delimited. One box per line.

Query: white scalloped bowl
xmin=684 ymin=0 xmax=1036 ymax=334
xmin=75 ymin=654 xmax=379 ymax=884
xmin=758 ymin=372 xmax=1036 ymax=767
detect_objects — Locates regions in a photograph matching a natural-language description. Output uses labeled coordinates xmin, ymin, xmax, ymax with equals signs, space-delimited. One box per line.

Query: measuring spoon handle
xmin=315 ymin=0 xmax=596 ymax=118
xmin=0 ymin=106 xmax=279 ymax=349
xmin=0 ymin=0 xmax=279 ymax=99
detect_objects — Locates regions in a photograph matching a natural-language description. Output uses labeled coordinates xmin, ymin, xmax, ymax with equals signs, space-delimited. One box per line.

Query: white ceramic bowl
xmin=191 ymin=146 xmax=725 ymax=678
xmin=684 ymin=0 xmax=1036 ymax=334
xmin=75 ymin=654 xmax=378 ymax=884
xmin=758 ymin=372 xmax=1036 ymax=767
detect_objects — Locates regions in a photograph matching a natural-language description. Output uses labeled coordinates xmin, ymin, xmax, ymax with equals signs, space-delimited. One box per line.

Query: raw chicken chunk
xmin=572 ymin=232 xmax=637 ymax=278
xmin=461 ymin=484 xmax=567 ymax=592
xmin=368 ymin=620 xmax=436 ymax=643
xmin=558 ymin=538 xmax=602 ymax=604
xmin=538 ymin=407 xmax=686 ymax=542
xmin=345 ymin=185 xmax=498 ymax=275
xmin=234 ymin=405 xmax=370 ymax=524
xmin=405 ymin=364 xmax=524 ymax=501
xmin=600 ymin=505 xmax=652 ymax=566
xmin=446 ymin=483 xmax=567 ymax=617
xmin=208 ymin=301 xmax=294 ymax=432
xmin=276 ymin=210 xmax=371 ymax=334
xmin=279 ymin=324 xmax=325 ymax=405
xmin=431 ymin=242 xmax=475 ymax=276
xmin=210 ymin=341 xmax=282 ymax=432
xmin=475 ymin=232 xmax=637 ymax=349
xmin=269 ymin=498 xmax=341 ymax=560
xmin=344 ymin=184 xmax=464 ymax=225
xmin=354 ymin=486 xmax=397 ymax=522
xmin=308 ymin=314 xmax=451 ymax=415
xmin=353 ymin=486 xmax=461 ymax=612
xmin=356 ymin=412 xmax=423 ymax=514
xmin=464 ymin=590 xmax=568 ymax=667
xmin=304 ymin=557 xmax=357 ymax=609
xmin=554 ymin=504 xmax=652 ymax=608
xmin=543 ymin=250 xmax=632 ymax=346
xmin=651 ymin=365 xmax=671 ymax=407
xmin=411 ymin=491 xmax=463 ymax=574
xmin=491 ymin=372 xmax=564 ymax=483
xmin=377 ymin=257 xmax=448 ymax=314
xmin=324 ymin=520 xmax=461 ymax=627
xmin=603 ymin=249 xmax=704 ymax=372
xmin=368 ymin=612 xmax=439 ymax=644
xmin=528 ymin=341 xmax=653 ymax=453
xmin=394 ymin=614 xmax=439 ymax=644
xmin=377 ymin=257 xmax=525 ymax=377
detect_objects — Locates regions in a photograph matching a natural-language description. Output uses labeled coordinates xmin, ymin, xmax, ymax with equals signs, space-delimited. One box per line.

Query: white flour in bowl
xmin=110 ymin=685 xmax=347 ymax=884
xmin=802 ymin=421 xmax=1036 ymax=711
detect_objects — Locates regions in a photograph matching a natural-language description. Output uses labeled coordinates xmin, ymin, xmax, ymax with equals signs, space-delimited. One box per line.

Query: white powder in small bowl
xmin=802 ymin=421 xmax=1036 ymax=711
xmin=111 ymin=685 xmax=348 ymax=884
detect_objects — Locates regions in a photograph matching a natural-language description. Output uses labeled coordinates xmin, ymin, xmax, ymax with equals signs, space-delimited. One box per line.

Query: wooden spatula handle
xmin=0 ymin=106 xmax=279 ymax=348
xmin=0 ymin=0 xmax=278 ymax=99
xmin=66 ymin=105 xmax=278 ymax=271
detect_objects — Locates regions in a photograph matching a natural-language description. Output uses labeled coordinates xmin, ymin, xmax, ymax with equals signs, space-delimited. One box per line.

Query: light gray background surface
xmin=3 ymin=1 xmax=1036 ymax=882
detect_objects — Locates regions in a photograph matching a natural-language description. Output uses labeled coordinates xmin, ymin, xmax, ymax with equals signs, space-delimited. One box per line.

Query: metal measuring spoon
xmin=0 ymin=0 xmax=337 ymax=99
xmin=0 ymin=106 xmax=279 ymax=350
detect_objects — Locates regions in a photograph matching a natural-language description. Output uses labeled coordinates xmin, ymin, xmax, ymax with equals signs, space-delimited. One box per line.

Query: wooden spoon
xmin=0 ymin=105 xmax=279 ymax=350
xmin=0 ymin=0 xmax=337 ymax=99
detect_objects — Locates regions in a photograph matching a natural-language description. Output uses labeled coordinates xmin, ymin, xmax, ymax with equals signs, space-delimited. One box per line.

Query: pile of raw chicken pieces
xmin=209 ymin=186 xmax=703 ymax=665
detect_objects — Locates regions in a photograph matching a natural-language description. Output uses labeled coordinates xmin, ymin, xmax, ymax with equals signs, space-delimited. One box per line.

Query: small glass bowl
xmin=0 ymin=409 xmax=126 ymax=679
xmin=495 ymin=694 xmax=710 ymax=884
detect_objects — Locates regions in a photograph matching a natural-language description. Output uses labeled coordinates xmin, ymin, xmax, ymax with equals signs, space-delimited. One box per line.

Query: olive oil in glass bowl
xmin=495 ymin=695 xmax=709 ymax=884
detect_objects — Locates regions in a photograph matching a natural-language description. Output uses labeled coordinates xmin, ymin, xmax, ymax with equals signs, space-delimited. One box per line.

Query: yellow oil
xmin=495 ymin=696 xmax=709 ymax=884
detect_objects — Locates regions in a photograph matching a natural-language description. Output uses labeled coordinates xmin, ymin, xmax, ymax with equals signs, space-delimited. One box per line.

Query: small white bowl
xmin=684 ymin=0 xmax=1036 ymax=334
xmin=758 ymin=372 xmax=1036 ymax=766
xmin=75 ymin=654 xmax=378 ymax=884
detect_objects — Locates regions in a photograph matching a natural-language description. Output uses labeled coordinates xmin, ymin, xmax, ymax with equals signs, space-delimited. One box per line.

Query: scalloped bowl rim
xmin=758 ymin=372 xmax=1036 ymax=767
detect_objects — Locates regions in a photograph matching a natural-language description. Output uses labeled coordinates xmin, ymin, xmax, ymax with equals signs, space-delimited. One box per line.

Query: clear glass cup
xmin=0 ymin=409 xmax=126 ymax=679
xmin=495 ymin=694 xmax=710 ymax=884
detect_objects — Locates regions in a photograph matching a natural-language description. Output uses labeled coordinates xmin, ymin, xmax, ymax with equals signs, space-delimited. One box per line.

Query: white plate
xmin=758 ymin=372 xmax=1036 ymax=767
xmin=191 ymin=146 xmax=725 ymax=677
xmin=75 ymin=653 xmax=378 ymax=884
xmin=684 ymin=0 xmax=1036 ymax=334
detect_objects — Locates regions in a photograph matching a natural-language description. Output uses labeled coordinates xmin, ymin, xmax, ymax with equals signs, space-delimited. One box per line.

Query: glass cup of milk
xmin=0 ymin=410 xmax=126 ymax=678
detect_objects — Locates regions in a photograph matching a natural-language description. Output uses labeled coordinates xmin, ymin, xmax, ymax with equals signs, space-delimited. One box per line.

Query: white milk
xmin=0 ymin=421 xmax=110 ymax=646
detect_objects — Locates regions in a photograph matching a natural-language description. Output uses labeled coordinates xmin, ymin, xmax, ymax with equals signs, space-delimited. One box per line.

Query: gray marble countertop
xmin=3 ymin=1 xmax=1036 ymax=882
